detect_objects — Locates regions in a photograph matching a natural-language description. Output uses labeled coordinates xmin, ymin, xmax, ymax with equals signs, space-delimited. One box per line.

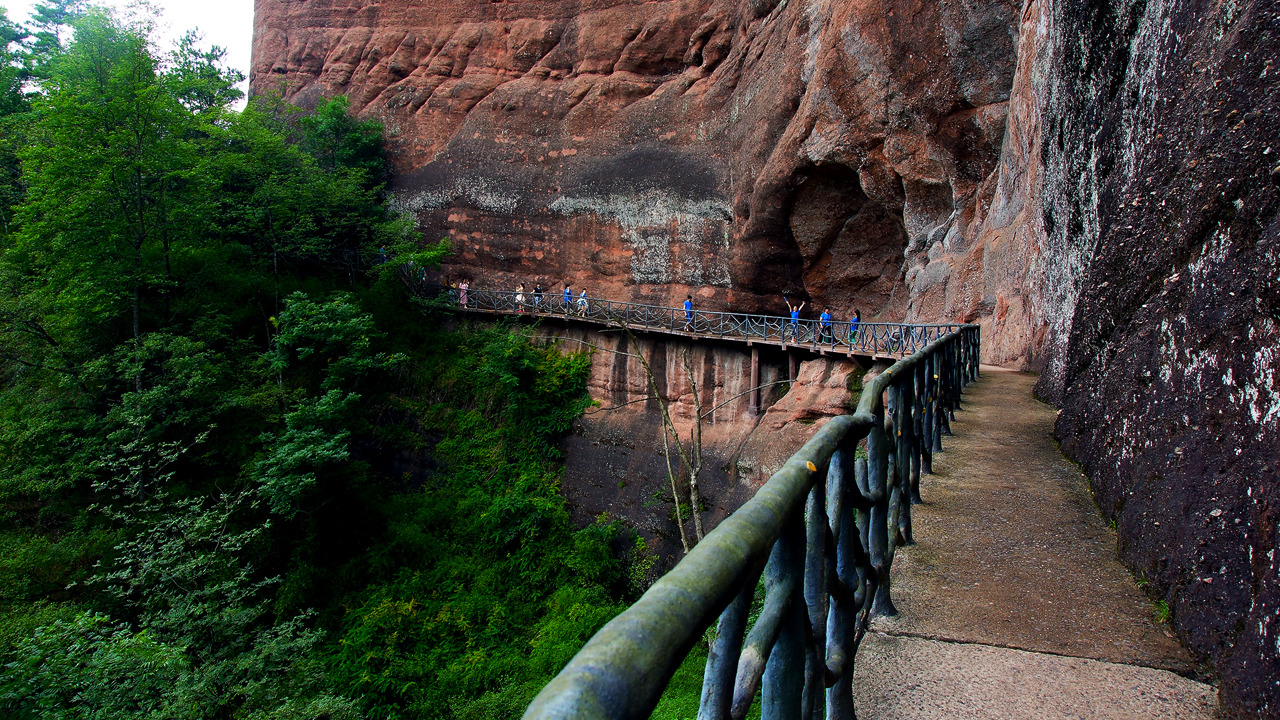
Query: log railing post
xmin=867 ymin=406 xmax=896 ymax=617
xmin=911 ymin=363 xmax=926 ymax=494
xmin=699 ymin=569 xmax=759 ymax=720
xmin=802 ymin=479 xmax=828 ymax=720
xmin=824 ymin=437 xmax=858 ymax=720
xmin=762 ymin=513 xmax=806 ymax=719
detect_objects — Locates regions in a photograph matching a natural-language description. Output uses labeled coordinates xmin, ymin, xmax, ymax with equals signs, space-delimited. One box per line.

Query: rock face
xmin=252 ymin=0 xmax=1020 ymax=319
xmin=1028 ymin=2 xmax=1279 ymax=716
xmin=253 ymin=0 xmax=1280 ymax=712
xmin=918 ymin=0 xmax=1279 ymax=713
xmin=534 ymin=325 xmax=856 ymax=564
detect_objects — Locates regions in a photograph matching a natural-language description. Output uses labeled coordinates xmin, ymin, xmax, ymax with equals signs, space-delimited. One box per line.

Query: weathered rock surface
xmin=888 ymin=0 xmax=1280 ymax=711
xmin=535 ymin=324 xmax=855 ymax=564
xmin=1031 ymin=2 xmax=1279 ymax=716
xmin=252 ymin=0 xmax=1020 ymax=319
xmin=253 ymin=0 xmax=1280 ymax=712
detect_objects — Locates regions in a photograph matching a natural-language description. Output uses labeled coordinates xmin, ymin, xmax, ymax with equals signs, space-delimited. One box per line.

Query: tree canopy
xmin=0 ymin=6 xmax=639 ymax=719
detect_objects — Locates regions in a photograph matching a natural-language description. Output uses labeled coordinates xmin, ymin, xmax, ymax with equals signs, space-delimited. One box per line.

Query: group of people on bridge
xmin=780 ymin=297 xmax=862 ymax=345
xmin=442 ymin=276 xmax=867 ymax=347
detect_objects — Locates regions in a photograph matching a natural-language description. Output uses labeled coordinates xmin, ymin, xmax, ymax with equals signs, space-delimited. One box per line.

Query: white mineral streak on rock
xmin=1246 ymin=340 xmax=1279 ymax=426
xmin=1117 ymin=0 xmax=1173 ymax=182
xmin=549 ymin=190 xmax=732 ymax=287
xmin=801 ymin=0 xmax=828 ymax=85
xmin=391 ymin=177 xmax=520 ymax=215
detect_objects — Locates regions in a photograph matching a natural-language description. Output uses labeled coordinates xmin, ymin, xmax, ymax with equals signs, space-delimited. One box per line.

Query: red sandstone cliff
xmin=537 ymin=326 xmax=857 ymax=564
xmin=252 ymin=0 xmax=1020 ymax=328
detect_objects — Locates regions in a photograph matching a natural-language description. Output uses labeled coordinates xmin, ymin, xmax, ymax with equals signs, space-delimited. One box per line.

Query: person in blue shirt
xmin=683 ymin=295 xmax=694 ymax=331
xmin=783 ymin=297 xmax=805 ymax=341
xmin=849 ymin=309 xmax=861 ymax=346
xmin=563 ymin=284 xmax=572 ymax=313
xmin=577 ymin=288 xmax=589 ymax=316
xmin=819 ymin=307 xmax=833 ymax=344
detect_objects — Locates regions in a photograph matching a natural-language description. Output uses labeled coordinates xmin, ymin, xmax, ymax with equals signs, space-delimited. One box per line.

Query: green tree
xmin=0 ymin=8 xmax=413 ymax=499
xmin=0 ymin=612 xmax=188 ymax=720
xmin=298 ymin=95 xmax=387 ymax=186
xmin=0 ymin=9 xmax=30 ymax=238
xmin=0 ymin=9 xmax=217 ymax=497
xmin=167 ymin=30 xmax=243 ymax=114
xmin=0 ymin=6 xmax=639 ymax=720
xmin=15 ymin=9 xmax=200 ymax=363
xmin=255 ymin=291 xmax=401 ymax=516
xmin=0 ymin=8 xmax=28 ymax=116
xmin=24 ymin=0 xmax=84 ymax=78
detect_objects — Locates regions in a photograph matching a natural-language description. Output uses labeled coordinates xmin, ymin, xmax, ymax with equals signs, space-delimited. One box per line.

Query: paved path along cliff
xmin=852 ymin=368 xmax=1218 ymax=718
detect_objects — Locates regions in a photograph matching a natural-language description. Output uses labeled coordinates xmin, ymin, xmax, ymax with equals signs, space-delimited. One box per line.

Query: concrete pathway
xmin=852 ymin=368 xmax=1218 ymax=719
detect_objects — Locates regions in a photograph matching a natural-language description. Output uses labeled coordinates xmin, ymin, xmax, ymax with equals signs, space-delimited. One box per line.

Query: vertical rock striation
xmin=536 ymin=325 xmax=856 ymax=564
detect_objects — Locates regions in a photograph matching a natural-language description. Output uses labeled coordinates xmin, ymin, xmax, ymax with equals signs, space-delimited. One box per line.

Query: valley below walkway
xmin=853 ymin=368 xmax=1218 ymax=718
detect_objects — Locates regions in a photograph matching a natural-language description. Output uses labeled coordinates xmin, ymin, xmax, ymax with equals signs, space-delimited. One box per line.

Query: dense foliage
xmin=0 ymin=5 xmax=639 ymax=718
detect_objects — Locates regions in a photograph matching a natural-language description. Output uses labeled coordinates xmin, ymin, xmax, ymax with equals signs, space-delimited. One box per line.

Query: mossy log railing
xmin=523 ymin=325 xmax=981 ymax=720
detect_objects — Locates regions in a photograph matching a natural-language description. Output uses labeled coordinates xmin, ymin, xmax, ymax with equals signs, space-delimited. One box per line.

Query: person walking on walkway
xmin=576 ymin=288 xmax=589 ymax=316
xmin=683 ymin=295 xmax=694 ymax=331
xmin=819 ymin=307 xmax=833 ymax=344
xmin=534 ymin=282 xmax=544 ymax=310
xmin=563 ymin=284 xmax=572 ymax=314
xmin=784 ymin=297 xmax=805 ymax=341
xmin=516 ymin=283 xmax=526 ymax=313
xmin=849 ymin=309 xmax=861 ymax=346
xmin=458 ymin=280 xmax=470 ymax=309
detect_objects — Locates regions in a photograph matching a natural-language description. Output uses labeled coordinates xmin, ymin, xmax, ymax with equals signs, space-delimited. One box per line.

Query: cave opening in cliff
xmin=785 ymin=163 xmax=909 ymax=318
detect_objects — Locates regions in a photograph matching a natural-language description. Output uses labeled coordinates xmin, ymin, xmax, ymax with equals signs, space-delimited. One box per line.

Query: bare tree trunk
xmin=682 ymin=349 xmax=705 ymax=542
xmin=661 ymin=423 xmax=690 ymax=554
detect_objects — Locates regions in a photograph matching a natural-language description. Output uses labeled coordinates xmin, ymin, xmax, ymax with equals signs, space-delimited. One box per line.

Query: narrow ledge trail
xmin=852 ymin=367 xmax=1218 ymax=719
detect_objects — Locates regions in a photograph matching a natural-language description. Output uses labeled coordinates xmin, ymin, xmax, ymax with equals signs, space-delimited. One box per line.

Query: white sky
xmin=2 ymin=0 xmax=256 ymax=99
